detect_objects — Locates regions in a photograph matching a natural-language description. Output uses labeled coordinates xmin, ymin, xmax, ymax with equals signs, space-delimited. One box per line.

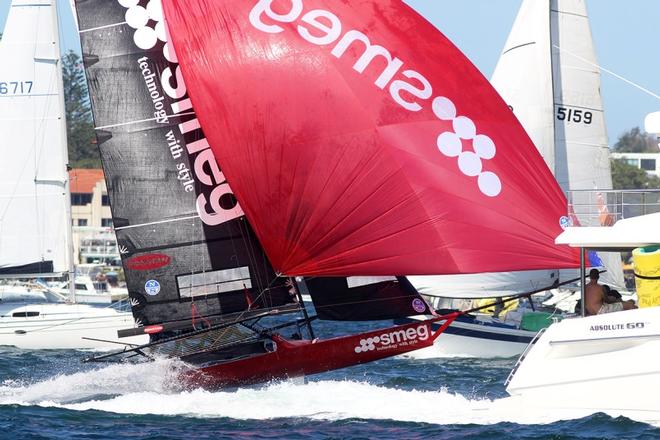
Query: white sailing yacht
xmin=0 ymin=0 xmax=147 ymax=349
xmin=403 ymin=0 xmax=624 ymax=358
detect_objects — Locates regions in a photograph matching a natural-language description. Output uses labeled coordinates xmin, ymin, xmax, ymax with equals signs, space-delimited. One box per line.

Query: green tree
xmin=612 ymin=127 xmax=658 ymax=153
xmin=611 ymin=159 xmax=660 ymax=189
xmin=62 ymin=50 xmax=100 ymax=168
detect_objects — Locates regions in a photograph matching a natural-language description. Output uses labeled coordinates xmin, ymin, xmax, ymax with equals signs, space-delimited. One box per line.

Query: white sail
xmin=410 ymin=0 xmax=623 ymax=297
xmin=550 ymin=0 xmax=611 ymax=192
xmin=491 ymin=0 xmax=612 ymax=192
xmin=492 ymin=0 xmax=622 ymax=289
xmin=0 ymin=0 xmax=71 ymax=277
xmin=408 ymin=270 xmax=559 ymax=299
xmin=490 ymin=0 xmax=555 ymax=168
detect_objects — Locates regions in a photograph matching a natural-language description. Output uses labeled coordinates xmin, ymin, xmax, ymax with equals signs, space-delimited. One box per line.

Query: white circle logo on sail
xmin=144 ymin=279 xmax=161 ymax=296
xmin=433 ymin=97 xmax=501 ymax=197
xmin=122 ymin=0 xmax=173 ymax=58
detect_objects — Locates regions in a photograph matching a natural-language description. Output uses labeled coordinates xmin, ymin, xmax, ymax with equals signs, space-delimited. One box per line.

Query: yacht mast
xmin=51 ymin=0 xmax=76 ymax=303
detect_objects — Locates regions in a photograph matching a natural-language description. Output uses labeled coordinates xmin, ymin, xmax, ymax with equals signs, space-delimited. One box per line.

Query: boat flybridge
xmin=505 ymin=189 xmax=660 ymax=422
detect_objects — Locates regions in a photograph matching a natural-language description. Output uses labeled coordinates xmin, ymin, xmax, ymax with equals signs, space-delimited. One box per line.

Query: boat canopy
xmin=556 ymin=213 xmax=660 ymax=250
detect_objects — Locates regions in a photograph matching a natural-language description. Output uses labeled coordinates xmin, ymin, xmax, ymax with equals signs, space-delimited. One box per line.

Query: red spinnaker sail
xmin=162 ymin=0 xmax=580 ymax=276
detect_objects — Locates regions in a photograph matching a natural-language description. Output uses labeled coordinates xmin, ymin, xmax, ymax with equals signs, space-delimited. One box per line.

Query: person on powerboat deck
xmin=585 ymin=269 xmax=636 ymax=315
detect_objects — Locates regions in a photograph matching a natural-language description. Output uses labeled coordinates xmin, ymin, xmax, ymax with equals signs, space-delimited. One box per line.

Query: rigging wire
xmin=553 ymin=44 xmax=660 ymax=102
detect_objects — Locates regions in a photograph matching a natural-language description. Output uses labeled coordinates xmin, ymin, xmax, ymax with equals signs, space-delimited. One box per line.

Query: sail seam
xmin=552 ymin=103 xmax=602 ymax=112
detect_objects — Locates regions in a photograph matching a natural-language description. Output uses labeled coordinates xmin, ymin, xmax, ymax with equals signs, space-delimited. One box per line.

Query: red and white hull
xmin=182 ymin=316 xmax=456 ymax=389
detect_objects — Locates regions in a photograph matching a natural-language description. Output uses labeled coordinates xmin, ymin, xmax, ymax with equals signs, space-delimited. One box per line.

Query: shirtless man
xmin=585 ymin=269 xmax=636 ymax=315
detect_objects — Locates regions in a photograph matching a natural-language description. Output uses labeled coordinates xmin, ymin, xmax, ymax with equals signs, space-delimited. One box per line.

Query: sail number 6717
xmin=0 ymin=81 xmax=34 ymax=95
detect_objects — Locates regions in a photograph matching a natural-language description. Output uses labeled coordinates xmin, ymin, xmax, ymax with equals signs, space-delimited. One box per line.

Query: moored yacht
xmin=0 ymin=0 xmax=144 ymax=349
xmin=0 ymin=302 xmax=146 ymax=349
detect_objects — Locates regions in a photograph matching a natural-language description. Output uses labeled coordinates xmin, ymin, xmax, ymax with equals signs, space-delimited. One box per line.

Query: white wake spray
xmin=0 ymin=359 xmax=186 ymax=405
xmin=0 ymin=362 xmax=607 ymax=425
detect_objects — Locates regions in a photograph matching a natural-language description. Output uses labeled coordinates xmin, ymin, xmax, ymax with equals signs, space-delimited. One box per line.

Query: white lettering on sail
xmin=249 ymin=0 xmax=502 ymax=197
xmin=121 ymin=0 xmax=244 ymax=225
xmin=248 ymin=0 xmax=302 ymax=33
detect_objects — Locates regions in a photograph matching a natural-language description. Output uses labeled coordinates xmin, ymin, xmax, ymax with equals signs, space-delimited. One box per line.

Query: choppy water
xmin=1 ymin=320 xmax=658 ymax=439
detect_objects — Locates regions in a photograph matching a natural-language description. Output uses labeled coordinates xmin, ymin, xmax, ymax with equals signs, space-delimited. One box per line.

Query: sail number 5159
xmin=0 ymin=81 xmax=34 ymax=95
xmin=557 ymin=107 xmax=592 ymax=124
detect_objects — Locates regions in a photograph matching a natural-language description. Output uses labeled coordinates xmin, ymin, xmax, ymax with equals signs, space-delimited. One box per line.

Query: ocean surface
xmin=1 ymin=318 xmax=658 ymax=440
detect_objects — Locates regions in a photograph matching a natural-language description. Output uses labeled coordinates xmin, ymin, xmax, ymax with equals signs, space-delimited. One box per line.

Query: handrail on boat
xmin=504 ymin=327 xmax=547 ymax=387
xmin=566 ymin=189 xmax=660 ymax=227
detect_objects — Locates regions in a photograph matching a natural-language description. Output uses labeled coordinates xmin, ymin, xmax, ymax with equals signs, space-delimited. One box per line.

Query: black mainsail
xmin=75 ymin=0 xmax=295 ymax=336
xmin=305 ymin=277 xmax=432 ymax=321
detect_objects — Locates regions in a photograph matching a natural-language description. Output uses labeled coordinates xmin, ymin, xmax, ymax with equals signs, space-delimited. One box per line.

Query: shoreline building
xmin=610 ymin=152 xmax=660 ymax=179
xmin=69 ymin=169 xmax=120 ymax=265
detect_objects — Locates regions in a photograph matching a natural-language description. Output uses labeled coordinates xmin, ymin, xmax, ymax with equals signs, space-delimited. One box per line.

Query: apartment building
xmin=610 ymin=152 xmax=660 ymax=179
xmin=69 ymin=169 xmax=120 ymax=265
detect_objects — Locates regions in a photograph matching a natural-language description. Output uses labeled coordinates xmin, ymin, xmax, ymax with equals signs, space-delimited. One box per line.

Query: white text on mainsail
xmin=166 ymin=129 xmax=194 ymax=192
xmin=137 ymin=57 xmax=169 ymax=124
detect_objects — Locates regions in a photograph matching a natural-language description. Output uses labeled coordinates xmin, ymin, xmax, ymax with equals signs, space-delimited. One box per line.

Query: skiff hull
xmin=181 ymin=317 xmax=455 ymax=389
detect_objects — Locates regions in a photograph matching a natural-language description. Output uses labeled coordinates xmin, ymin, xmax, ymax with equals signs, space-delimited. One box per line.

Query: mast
xmin=549 ymin=0 xmax=561 ymax=186
xmin=51 ymin=0 xmax=76 ymax=303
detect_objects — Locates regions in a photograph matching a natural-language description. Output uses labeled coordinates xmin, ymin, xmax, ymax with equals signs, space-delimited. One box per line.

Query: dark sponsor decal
xmin=126 ymin=254 xmax=171 ymax=271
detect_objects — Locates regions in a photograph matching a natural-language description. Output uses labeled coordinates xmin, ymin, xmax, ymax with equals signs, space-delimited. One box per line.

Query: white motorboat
xmin=0 ymin=0 xmax=145 ymax=349
xmin=505 ymin=207 xmax=660 ymax=420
